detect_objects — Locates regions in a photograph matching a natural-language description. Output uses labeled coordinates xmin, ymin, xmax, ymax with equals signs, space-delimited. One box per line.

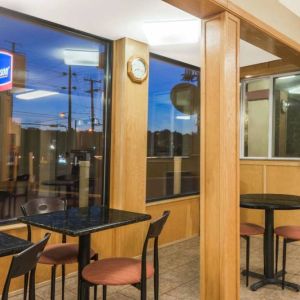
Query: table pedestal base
xmin=242 ymin=270 xmax=300 ymax=292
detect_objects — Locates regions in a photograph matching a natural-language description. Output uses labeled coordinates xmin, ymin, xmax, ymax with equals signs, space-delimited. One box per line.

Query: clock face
xmin=132 ymin=58 xmax=146 ymax=79
xmin=127 ymin=56 xmax=148 ymax=83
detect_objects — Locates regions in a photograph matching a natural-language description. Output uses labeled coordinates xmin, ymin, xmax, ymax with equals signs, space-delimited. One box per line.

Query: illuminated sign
xmin=0 ymin=51 xmax=13 ymax=92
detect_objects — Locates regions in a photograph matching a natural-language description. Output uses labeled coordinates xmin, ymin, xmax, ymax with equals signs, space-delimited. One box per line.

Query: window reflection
xmin=147 ymin=55 xmax=200 ymax=202
xmin=0 ymin=12 xmax=111 ymax=221
xmin=274 ymin=74 xmax=300 ymax=157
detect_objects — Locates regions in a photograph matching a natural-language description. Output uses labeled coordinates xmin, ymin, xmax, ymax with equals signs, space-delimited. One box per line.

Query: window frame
xmin=146 ymin=53 xmax=200 ymax=203
xmin=0 ymin=7 xmax=113 ymax=224
xmin=240 ymin=70 xmax=300 ymax=160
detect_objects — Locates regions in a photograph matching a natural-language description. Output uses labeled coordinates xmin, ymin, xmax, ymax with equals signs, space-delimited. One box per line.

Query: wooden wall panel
xmin=240 ymin=160 xmax=300 ymax=227
xmin=146 ymin=196 xmax=200 ymax=246
xmin=200 ymin=11 xmax=240 ymax=300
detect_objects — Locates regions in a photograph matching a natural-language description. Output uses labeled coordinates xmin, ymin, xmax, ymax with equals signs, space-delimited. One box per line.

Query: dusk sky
xmin=0 ymin=13 xmax=199 ymax=134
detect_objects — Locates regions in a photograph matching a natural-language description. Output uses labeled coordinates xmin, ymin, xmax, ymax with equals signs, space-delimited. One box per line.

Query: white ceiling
xmin=279 ymin=0 xmax=300 ymax=18
xmin=0 ymin=0 xmax=280 ymax=67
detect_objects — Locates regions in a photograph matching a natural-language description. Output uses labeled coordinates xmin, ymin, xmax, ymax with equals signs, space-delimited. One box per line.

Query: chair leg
xmin=141 ymin=278 xmax=147 ymax=300
xmin=62 ymin=265 xmax=65 ymax=300
xmin=103 ymin=285 xmax=107 ymax=300
xmin=246 ymin=236 xmax=250 ymax=287
xmin=275 ymin=235 xmax=279 ymax=274
xmin=29 ymin=268 xmax=36 ymax=300
xmin=51 ymin=265 xmax=56 ymax=300
xmin=154 ymin=272 xmax=159 ymax=300
xmin=24 ymin=273 xmax=29 ymax=300
xmin=282 ymin=239 xmax=287 ymax=290
xmin=94 ymin=285 xmax=97 ymax=300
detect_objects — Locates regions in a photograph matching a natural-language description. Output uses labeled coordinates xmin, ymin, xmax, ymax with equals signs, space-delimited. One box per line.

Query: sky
xmin=0 ymin=12 xmax=200 ymax=134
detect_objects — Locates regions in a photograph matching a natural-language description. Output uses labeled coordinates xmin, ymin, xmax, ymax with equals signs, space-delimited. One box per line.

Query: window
xmin=0 ymin=9 xmax=112 ymax=223
xmin=241 ymin=72 xmax=300 ymax=159
xmin=147 ymin=54 xmax=200 ymax=202
xmin=242 ymin=78 xmax=270 ymax=157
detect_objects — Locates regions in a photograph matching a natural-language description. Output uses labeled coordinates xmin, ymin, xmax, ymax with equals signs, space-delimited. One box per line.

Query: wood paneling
xmin=110 ymin=38 xmax=149 ymax=213
xmin=241 ymin=160 xmax=300 ymax=227
xmin=240 ymin=60 xmax=300 ymax=79
xmin=110 ymin=38 xmax=150 ymax=257
xmin=146 ymin=196 xmax=200 ymax=245
xmin=200 ymin=12 xmax=240 ymax=300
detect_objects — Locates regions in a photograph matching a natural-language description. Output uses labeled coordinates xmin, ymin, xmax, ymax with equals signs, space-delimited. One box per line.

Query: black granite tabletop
xmin=0 ymin=232 xmax=32 ymax=257
xmin=240 ymin=193 xmax=300 ymax=210
xmin=18 ymin=206 xmax=151 ymax=236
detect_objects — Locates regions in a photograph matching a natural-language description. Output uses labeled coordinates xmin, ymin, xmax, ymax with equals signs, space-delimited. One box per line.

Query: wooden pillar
xmin=200 ymin=12 xmax=240 ymax=300
xmin=110 ymin=38 xmax=149 ymax=256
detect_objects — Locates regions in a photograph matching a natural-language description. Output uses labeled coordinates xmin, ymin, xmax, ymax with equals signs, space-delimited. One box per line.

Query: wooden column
xmin=110 ymin=38 xmax=149 ymax=256
xmin=200 ymin=12 xmax=240 ymax=300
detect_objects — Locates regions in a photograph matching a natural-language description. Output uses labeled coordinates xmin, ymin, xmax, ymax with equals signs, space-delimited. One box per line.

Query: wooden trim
xmin=241 ymin=159 xmax=300 ymax=167
xmin=146 ymin=194 xmax=200 ymax=207
xmin=240 ymin=60 xmax=300 ymax=79
xmin=0 ymin=223 xmax=26 ymax=231
xmin=200 ymin=11 xmax=240 ymax=300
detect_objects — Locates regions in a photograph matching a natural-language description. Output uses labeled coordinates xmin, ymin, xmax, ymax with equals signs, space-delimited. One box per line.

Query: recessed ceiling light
xmin=289 ymin=86 xmax=300 ymax=94
xmin=176 ymin=115 xmax=191 ymax=120
xmin=16 ymin=90 xmax=59 ymax=100
xmin=143 ymin=19 xmax=200 ymax=46
xmin=64 ymin=49 xmax=99 ymax=66
xmin=278 ymin=75 xmax=296 ymax=80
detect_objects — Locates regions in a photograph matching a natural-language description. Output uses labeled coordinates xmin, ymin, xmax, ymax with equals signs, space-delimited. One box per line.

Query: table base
xmin=242 ymin=270 xmax=300 ymax=292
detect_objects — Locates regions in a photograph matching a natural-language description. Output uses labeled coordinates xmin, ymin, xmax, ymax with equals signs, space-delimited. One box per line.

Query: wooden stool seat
xmin=39 ymin=243 xmax=96 ymax=265
xmin=240 ymin=223 xmax=265 ymax=236
xmin=82 ymin=258 xmax=154 ymax=286
xmin=275 ymin=226 xmax=300 ymax=241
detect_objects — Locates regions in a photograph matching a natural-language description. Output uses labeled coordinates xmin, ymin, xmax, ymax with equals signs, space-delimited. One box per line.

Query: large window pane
xmin=147 ymin=55 xmax=200 ymax=202
xmin=274 ymin=74 xmax=300 ymax=157
xmin=243 ymin=78 xmax=270 ymax=157
xmin=0 ymin=11 xmax=111 ymax=222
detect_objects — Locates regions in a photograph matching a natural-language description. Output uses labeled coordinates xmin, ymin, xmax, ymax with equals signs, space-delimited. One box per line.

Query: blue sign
xmin=0 ymin=51 xmax=13 ymax=92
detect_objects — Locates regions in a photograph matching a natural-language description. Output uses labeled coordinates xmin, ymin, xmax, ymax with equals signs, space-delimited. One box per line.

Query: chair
xmin=2 ymin=233 xmax=50 ymax=300
xmin=0 ymin=191 xmax=11 ymax=218
xmin=240 ymin=223 xmax=264 ymax=287
xmin=21 ymin=198 xmax=99 ymax=300
xmin=10 ymin=174 xmax=30 ymax=216
xmin=82 ymin=211 xmax=170 ymax=300
xmin=275 ymin=225 xmax=300 ymax=289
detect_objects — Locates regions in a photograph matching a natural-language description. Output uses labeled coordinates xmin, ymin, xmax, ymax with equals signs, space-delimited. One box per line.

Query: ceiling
xmin=279 ymin=0 xmax=300 ymax=18
xmin=0 ymin=0 xmax=280 ymax=67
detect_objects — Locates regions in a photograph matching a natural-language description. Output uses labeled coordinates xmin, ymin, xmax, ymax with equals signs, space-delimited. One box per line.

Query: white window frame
xmin=240 ymin=70 xmax=300 ymax=160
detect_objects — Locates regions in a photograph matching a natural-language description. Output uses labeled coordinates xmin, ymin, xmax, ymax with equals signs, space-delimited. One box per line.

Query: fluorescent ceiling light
xmin=289 ymin=86 xmax=300 ymax=94
xmin=64 ymin=49 xmax=99 ymax=66
xmin=16 ymin=90 xmax=59 ymax=100
xmin=277 ymin=75 xmax=296 ymax=80
xmin=176 ymin=115 xmax=191 ymax=120
xmin=11 ymin=88 xmax=34 ymax=94
xmin=143 ymin=19 xmax=200 ymax=46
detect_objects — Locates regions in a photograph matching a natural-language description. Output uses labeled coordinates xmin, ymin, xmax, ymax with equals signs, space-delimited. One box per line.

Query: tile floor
xmin=8 ymin=236 xmax=300 ymax=299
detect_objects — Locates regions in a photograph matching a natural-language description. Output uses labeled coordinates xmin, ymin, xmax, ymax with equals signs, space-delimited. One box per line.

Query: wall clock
xmin=127 ymin=56 xmax=148 ymax=83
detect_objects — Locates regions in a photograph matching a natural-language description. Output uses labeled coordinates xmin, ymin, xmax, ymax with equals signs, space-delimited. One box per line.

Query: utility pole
xmin=84 ymin=78 xmax=101 ymax=132
xmin=62 ymin=67 xmax=77 ymax=152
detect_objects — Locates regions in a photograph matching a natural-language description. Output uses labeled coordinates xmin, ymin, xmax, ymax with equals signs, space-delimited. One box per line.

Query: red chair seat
xmin=240 ymin=223 xmax=264 ymax=236
xmin=39 ymin=243 xmax=96 ymax=265
xmin=275 ymin=226 xmax=300 ymax=241
xmin=82 ymin=257 xmax=154 ymax=286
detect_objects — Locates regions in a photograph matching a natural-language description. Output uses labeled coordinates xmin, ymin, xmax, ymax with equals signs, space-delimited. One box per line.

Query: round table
xmin=241 ymin=193 xmax=300 ymax=291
